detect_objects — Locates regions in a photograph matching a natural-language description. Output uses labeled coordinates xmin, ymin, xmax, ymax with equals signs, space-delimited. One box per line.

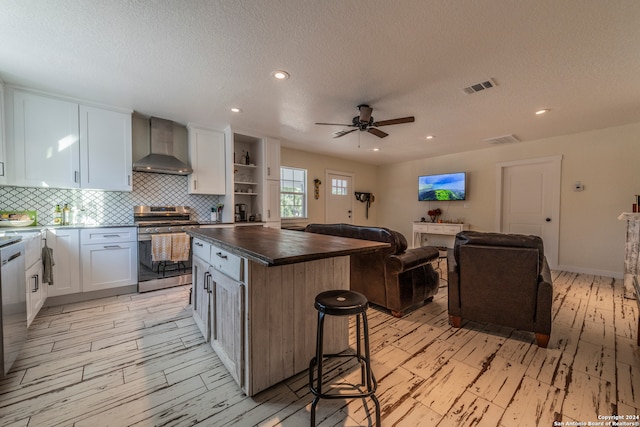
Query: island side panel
xmin=247 ymin=256 xmax=349 ymax=396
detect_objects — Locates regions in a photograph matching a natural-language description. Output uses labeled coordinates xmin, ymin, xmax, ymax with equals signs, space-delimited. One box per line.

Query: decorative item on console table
xmin=427 ymin=208 xmax=441 ymax=223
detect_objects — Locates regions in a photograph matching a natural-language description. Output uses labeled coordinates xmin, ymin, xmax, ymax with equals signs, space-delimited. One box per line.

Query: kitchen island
xmin=187 ymin=226 xmax=389 ymax=396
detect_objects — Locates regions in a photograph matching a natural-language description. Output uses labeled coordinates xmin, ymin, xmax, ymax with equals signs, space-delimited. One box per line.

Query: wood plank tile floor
xmin=1 ymin=270 xmax=638 ymax=426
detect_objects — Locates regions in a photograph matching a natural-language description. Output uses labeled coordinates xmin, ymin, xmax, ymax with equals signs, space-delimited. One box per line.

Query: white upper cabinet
xmin=264 ymin=137 xmax=280 ymax=181
xmin=0 ymin=84 xmax=7 ymax=185
xmin=187 ymin=124 xmax=226 ymax=195
xmin=12 ymin=89 xmax=81 ymax=188
xmin=80 ymin=105 xmax=132 ymax=191
xmin=9 ymin=88 xmax=132 ymax=191
xmin=264 ymin=178 xmax=281 ymax=226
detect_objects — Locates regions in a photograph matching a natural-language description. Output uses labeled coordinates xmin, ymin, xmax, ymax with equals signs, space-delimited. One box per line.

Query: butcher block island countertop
xmin=186 ymin=226 xmax=389 ymax=265
xmin=187 ymin=226 xmax=389 ymax=396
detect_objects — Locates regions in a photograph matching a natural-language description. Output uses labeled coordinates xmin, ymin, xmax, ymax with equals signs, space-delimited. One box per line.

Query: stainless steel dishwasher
xmin=0 ymin=237 xmax=26 ymax=377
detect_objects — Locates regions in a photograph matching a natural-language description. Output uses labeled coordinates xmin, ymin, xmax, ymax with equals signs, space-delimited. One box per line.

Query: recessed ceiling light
xmin=426 ymin=135 xmax=435 ymax=140
xmin=373 ymin=148 xmax=380 ymax=152
xmin=535 ymin=109 xmax=550 ymax=115
xmin=231 ymin=107 xmax=242 ymax=113
xmin=272 ymin=70 xmax=290 ymax=80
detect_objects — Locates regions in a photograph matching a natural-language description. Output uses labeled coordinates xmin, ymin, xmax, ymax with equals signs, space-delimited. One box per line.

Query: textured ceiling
xmin=1 ymin=0 xmax=640 ymax=165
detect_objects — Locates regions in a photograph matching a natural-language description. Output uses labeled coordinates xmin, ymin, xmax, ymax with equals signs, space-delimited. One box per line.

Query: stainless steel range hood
xmin=133 ymin=117 xmax=193 ymax=175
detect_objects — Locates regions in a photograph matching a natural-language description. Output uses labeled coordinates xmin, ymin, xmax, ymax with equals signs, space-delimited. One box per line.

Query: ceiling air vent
xmin=483 ymin=134 xmax=520 ymax=145
xmin=462 ymin=78 xmax=496 ymax=95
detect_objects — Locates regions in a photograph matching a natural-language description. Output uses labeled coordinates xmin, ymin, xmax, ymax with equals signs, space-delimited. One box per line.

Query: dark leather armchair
xmin=305 ymin=223 xmax=440 ymax=317
xmin=448 ymin=231 xmax=553 ymax=348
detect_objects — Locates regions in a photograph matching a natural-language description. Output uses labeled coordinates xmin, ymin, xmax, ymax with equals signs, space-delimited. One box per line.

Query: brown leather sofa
xmin=447 ymin=231 xmax=553 ymax=348
xmin=304 ymin=223 xmax=440 ymax=317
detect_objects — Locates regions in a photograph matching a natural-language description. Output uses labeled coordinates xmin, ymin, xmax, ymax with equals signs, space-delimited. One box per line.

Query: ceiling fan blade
xmin=316 ymin=122 xmax=353 ymax=126
xmin=372 ymin=116 xmax=415 ymax=127
xmin=367 ymin=128 xmax=388 ymax=138
xmin=358 ymin=105 xmax=372 ymax=123
xmin=333 ymin=129 xmax=357 ymax=138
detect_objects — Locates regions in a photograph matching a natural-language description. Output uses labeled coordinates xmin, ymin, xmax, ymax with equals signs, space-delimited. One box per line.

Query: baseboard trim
xmin=556 ymin=264 xmax=623 ymax=279
xmin=44 ymin=285 xmax=138 ymax=307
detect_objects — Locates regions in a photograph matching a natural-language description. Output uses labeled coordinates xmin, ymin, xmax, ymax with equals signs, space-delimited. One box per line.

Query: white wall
xmin=377 ymin=122 xmax=640 ymax=278
xmin=280 ymin=147 xmax=379 ymax=226
xmin=281 ymin=122 xmax=640 ymax=278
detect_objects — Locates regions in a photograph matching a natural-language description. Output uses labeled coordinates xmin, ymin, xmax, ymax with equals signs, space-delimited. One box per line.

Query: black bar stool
xmin=308 ymin=290 xmax=380 ymax=426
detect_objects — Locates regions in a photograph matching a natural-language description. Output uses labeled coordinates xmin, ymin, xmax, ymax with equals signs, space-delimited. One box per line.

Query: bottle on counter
xmin=211 ymin=207 xmax=217 ymax=222
xmin=62 ymin=203 xmax=70 ymax=225
xmin=53 ymin=204 xmax=62 ymax=225
xmin=70 ymin=205 xmax=79 ymax=225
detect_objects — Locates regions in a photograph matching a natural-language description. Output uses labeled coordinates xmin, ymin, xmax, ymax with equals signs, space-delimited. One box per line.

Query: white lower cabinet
xmin=46 ymin=228 xmax=81 ymax=296
xmin=192 ymin=246 xmax=211 ymax=339
xmin=81 ymin=228 xmax=137 ymax=292
xmin=210 ymin=268 xmax=245 ymax=388
xmin=192 ymin=238 xmax=246 ymax=389
xmin=26 ymin=259 xmax=45 ymax=327
xmin=20 ymin=232 xmax=46 ymax=326
xmin=46 ymin=227 xmax=137 ymax=297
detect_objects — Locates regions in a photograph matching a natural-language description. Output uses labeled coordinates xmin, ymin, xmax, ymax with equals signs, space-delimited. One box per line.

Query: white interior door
xmin=497 ymin=156 xmax=561 ymax=268
xmin=325 ymin=170 xmax=354 ymax=224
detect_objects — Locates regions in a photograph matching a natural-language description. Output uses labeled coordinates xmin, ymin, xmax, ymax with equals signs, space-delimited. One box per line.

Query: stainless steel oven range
xmin=135 ymin=206 xmax=200 ymax=292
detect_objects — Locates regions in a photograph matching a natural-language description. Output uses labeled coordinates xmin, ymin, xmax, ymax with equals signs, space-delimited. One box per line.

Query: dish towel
xmin=42 ymin=242 xmax=55 ymax=286
xmin=171 ymin=233 xmax=190 ymax=262
xmin=151 ymin=234 xmax=172 ymax=262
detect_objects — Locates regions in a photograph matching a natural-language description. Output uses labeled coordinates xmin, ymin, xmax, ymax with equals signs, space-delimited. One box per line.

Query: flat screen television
xmin=418 ymin=172 xmax=466 ymax=201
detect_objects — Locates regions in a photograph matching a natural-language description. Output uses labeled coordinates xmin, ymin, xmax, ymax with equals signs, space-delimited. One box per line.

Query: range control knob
xmin=167 ymin=227 xmax=173 ymax=232
xmin=154 ymin=227 xmax=160 ymax=233
xmin=145 ymin=228 xmax=153 ymax=233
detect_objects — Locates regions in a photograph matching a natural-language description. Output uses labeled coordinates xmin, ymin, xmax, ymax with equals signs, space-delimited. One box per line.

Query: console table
xmin=412 ymin=222 xmax=469 ymax=248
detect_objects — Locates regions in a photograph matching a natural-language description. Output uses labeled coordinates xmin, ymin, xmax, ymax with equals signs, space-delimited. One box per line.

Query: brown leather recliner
xmin=304 ymin=223 xmax=440 ymax=317
xmin=447 ymin=231 xmax=553 ymax=348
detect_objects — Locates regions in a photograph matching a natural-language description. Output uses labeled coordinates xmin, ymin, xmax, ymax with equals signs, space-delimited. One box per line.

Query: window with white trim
xmin=280 ymin=167 xmax=307 ymax=218
xmin=331 ymin=178 xmax=348 ymax=195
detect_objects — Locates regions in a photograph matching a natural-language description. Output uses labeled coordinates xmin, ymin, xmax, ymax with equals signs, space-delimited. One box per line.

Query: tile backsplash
xmin=0 ymin=172 xmax=221 ymax=225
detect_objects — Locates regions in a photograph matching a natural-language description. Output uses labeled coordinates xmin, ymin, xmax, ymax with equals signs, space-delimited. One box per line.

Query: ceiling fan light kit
xmin=316 ymin=104 xmax=415 ymax=139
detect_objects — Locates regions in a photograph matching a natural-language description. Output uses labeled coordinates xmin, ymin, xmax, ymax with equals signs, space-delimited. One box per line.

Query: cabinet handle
xmin=212 ymin=279 xmax=217 ymax=340
xmin=128 ymin=175 xmax=131 ymax=186
xmin=215 ymin=252 xmax=228 ymax=260
xmin=195 ymin=242 xmax=203 ymax=247
xmin=103 ymin=234 xmax=121 ymax=238
xmin=267 ymin=166 xmax=271 ymax=176
xmin=204 ymin=272 xmax=210 ymax=291
xmin=104 ymin=245 xmax=121 ymax=249
xmin=74 ymin=170 xmax=79 ymax=183
xmin=194 ymin=179 xmax=197 ymax=190
xmin=0 ymin=161 xmax=4 ymax=177
xmin=31 ymin=274 xmax=39 ymax=292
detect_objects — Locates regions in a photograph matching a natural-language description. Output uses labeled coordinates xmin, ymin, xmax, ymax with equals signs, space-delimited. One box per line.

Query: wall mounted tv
xmin=418 ymin=172 xmax=466 ymax=201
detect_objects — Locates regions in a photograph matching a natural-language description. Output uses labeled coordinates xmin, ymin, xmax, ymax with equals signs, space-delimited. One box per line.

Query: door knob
xmin=545 ymin=218 xmax=551 ymax=222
